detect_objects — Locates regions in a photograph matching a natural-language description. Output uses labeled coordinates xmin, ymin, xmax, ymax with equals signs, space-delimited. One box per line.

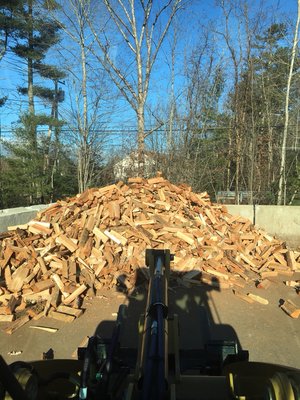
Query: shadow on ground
xmin=94 ymin=268 xmax=244 ymax=371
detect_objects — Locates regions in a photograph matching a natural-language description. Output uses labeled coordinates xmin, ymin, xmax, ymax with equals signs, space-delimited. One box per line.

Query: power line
xmin=0 ymin=126 xmax=241 ymax=133
xmin=0 ymin=125 xmax=300 ymax=134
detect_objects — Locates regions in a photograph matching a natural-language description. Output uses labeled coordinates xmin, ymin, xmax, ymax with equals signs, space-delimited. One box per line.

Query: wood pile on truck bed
xmin=0 ymin=175 xmax=300 ymax=330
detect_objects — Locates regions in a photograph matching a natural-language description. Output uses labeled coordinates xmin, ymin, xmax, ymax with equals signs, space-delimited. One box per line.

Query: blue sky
xmin=0 ymin=0 xmax=298 ymax=145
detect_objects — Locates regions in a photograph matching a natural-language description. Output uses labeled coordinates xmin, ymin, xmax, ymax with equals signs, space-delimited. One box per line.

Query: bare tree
xmin=215 ymin=0 xmax=264 ymax=204
xmin=86 ymin=0 xmax=183 ymax=174
xmin=166 ymin=28 xmax=177 ymax=155
xmin=216 ymin=0 xmax=247 ymax=203
xmin=277 ymin=0 xmax=300 ymax=205
xmin=51 ymin=0 xmax=110 ymax=192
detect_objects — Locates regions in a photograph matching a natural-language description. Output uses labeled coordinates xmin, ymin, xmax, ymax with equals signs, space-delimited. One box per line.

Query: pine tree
xmin=3 ymin=0 xmax=68 ymax=204
xmin=1 ymin=113 xmax=78 ymax=207
xmin=0 ymin=0 xmax=24 ymax=60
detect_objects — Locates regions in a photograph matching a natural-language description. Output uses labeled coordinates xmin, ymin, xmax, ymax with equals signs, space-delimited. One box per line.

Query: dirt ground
xmin=0 ymin=274 xmax=300 ymax=371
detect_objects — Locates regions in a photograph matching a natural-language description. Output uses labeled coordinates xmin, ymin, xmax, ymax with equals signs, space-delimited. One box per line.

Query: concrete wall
xmin=226 ymin=205 xmax=300 ymax=248
xmin=225 ymin=205 xmax=254 ymax=222
xmin=0 ymin=205 xmax=48 ymax=233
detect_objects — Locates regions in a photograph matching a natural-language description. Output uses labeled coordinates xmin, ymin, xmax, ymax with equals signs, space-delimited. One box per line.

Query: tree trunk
xmin=167 ymin=34 xmax=176 ymax=157
xmin=78 ymin=149 xmax=83 ymax=193
xmin=277 ymin=0 xmax=300 ymax=205
xmin=81 ymin=34 xmax=88 ymax=142
xmin=261 ymin=77 xmax=274 ymax=189
xmin=86 ymin=1 xmax=181 ymax=179
xmin=27 ymin=0 xmax=34 ymax=116
xmin=137 ymin=106 xmax=145 ymax=176
xmin=226 ymin=123 xmax=233 ymax=191
xmin=78 ymin=22 xmax=89 ymax=193
xmin=27 ymin=0 xmax=37 ymax=203
xmin=235 ymin=127 xmax=242 ymax=205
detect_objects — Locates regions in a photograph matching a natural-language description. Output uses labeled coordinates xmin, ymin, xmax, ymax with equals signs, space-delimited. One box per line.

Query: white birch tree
xmin=50 ymin=0 xmax=109 ymax=192
xmin=277 ymin=0 xmax=300 ymax=205
xmin=86 ymin=0 xmax=183 ymax=174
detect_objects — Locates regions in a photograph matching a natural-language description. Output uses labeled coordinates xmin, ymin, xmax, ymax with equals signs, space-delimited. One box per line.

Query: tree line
xmin=0 ymin=0 xmax=299 ymax=208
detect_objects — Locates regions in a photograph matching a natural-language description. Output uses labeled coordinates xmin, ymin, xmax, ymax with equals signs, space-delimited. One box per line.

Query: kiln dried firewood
xmin=57 ymin=305 xmax=83 ymax=318
xmin=0 ymin=174 xmax=298 ymax=326
xmin=233 ymin=290 xmax=254 ymax=304
xmin=29 ymin=326 xmax=58 ymax=333
xmin=247 ymin=293 xmax=269 ymax=305
xmin=9 ymin=265 xmax=29 ymax=292
xmin=4 ymin=315 xmax=30 ymax=334
xmin=0 ymin=247 xmax=13 ymax=269
xmin=5 ymin=295 xmax=18 ymax=314
xmin=51 ymin=274 xmax=68 ymax=298
xmin=284 ymin=280 xmax=300 ymax=288
xmin=50 ymin=286 xmax=60 ymax=308
xmin=256 ymin=279 xmax=272 ymax=289
xmin=22 ymin=289 xmax=51 ymax=303
xmin=56 ymin=235 xmax=78 ymax=252
xmin=63 ymin=284 xmax=87 ymax=305
xmin=0 ymin=314 xmax=14 ymax=322
xmin=281 ymin=299 xmax=300 ymax=318
xmin=48 ymin=310 xmax=75 ymax=323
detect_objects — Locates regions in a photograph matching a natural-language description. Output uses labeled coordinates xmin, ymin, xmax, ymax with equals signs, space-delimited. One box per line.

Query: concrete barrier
xmin=0 ymin=205 xmax=49 ymax=233
xmin=225 ymin=205 xmax=300 ymax=248
xmin=225 ymin=205 xmax=254 ymax=222
xmin=255 ymin=205 xmax=300 ymax=247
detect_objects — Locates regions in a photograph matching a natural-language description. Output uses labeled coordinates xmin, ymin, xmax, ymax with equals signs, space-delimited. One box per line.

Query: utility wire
xmin=0 ymin=125 xmax=300 ymax=134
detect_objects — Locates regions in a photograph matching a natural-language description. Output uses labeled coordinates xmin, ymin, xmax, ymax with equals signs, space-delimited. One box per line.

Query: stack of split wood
xmin=0 ymin=175 xmax=300 ymax=329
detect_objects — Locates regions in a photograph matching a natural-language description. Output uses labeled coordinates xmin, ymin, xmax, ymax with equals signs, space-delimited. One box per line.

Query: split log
xmin=0 ymin=174 xmax=297 ymax=325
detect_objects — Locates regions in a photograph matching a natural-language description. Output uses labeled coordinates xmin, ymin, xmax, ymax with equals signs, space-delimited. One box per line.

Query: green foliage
xmin=0 ymin=1 xmax=71 ymax=208
xmin=18 ymin=85 xmax=65 ymax=105
xmin=255 ymin=23 xmax=287 ymax=48
xmin=220 ymin=22 xmax=300 ymax=204
xmin=2 ymin=113 xmax=48 ymax=205
xmin=34 ymin=62 xmax=66 ymax=80
xmin=0 ymin=0 xmax=23 ymax=61
xmin=42 ymin=0 xmax=61 ymax=12
xmin=0 ymin=113 xmax=78 ymax=207
xmin=165 ymin=20 xmax=299 ymax=205
xmin=52 ymin=162 xmax=78 ymax=200
xmin=0 ymin=158 xmax=28 ymax=208
xmin=10 ymin=0 xmax=66 ymax=106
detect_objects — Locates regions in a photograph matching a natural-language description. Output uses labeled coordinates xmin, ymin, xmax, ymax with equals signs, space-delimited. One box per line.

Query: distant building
xmin=216 ymin=191 xmax=252 ymax=204
xmin=113 ymin=151 xmax=156 ymax=180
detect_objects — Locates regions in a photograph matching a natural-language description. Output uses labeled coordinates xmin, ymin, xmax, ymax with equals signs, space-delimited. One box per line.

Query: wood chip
xmin=29 ymin=325 xmax=58 ymax=333
xmin=247 ymin=293 xmax=269 ymax=305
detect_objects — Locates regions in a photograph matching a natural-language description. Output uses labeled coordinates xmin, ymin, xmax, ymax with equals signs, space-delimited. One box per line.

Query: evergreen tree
xmin=2 ymin=0 xmax=68 ymax=205
xmin=0 ymin=0 xmax=24 ymax=60
xmin=1 ymin=115 xmax=78 ymax=207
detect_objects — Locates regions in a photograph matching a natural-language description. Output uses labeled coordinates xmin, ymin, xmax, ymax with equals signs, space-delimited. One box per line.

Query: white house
xmin=114 ymin=152 xmax=156 ymax=180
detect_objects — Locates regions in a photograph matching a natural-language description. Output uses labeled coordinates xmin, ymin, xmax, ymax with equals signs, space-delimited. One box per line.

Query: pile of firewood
xmin=0 ymin=175 xmax=299 ymax=330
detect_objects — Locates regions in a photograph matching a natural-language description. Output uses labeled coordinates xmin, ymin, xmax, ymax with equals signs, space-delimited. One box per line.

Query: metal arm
xmin=139 ymin=249 xmax=171 ymax=400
